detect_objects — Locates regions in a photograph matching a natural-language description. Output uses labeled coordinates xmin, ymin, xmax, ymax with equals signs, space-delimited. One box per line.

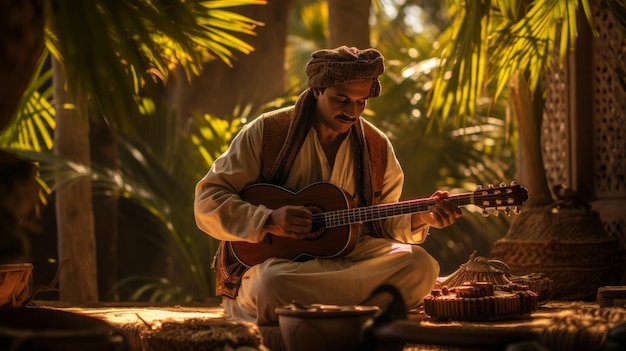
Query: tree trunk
xmin=52 ymin=58 xmax=98 ymax=303
xmin=0 ymin=0 xmax=45 ymax=132
xmin=509 ymin=72 xmax=553 ymax=207
xmin=327 ymin=0 xmax=371 ymax=49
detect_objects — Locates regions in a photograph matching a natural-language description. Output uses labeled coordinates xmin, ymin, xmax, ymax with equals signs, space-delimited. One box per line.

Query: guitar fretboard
xmin=312 ymin=193 xmax=475 ymax=228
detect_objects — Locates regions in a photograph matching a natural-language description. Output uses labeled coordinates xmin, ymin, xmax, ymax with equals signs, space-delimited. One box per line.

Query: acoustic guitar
xmin=227 ymin=182 xmax=528 ymax=267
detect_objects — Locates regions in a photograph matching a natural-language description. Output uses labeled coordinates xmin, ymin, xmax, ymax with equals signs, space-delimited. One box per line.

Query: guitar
xmin=227 ymin=182 xmax=529 ymax=267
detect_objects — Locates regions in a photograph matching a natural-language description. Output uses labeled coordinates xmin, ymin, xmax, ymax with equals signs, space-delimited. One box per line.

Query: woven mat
xmin=400 ymin=301 xmax=626 ymax=351
xmin=40 ymin=304 xmax=269 ymax=351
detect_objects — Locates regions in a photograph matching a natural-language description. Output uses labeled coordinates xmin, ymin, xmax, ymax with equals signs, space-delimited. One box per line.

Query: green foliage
xmin=9 ymin=108 xmax=242 ymax=301
xmin=5 ymin=0 xmax=265 ymax=302
xmin=108 ymin=109 xmax=241 ymax=300
xmin=44 ymin=0 xmax=266 ymax=137
xmin=281 ymin=1 xmax=517 ymax=273
xmin=365 ymin=18 xmax=516 ymax=272
xmin=427 ymin=0 xmax=596 ymax=124
xmin=0 ymin=51 xmax=55 ymax=152
xmin=114 ymin=276 xmax=194 ymax=302
xmin=192 ymin=114 xmax=242 ymax=166
xmin=287 ymin=0 xmax=329 ymax=89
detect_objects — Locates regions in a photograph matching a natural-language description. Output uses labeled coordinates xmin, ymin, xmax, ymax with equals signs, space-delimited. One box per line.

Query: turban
xmin=305 ymin=46 xmax=384 ymax=98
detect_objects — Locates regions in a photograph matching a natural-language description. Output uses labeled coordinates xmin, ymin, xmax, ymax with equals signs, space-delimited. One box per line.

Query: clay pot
xmin=276 ymin=303 xmax=379 ymax=351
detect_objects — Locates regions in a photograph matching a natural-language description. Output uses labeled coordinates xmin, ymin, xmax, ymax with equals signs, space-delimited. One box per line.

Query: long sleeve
xmin=194 ymin=117 xmax=272 ymax=243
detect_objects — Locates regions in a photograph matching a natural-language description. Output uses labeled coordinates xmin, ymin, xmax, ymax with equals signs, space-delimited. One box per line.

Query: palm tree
xmin=427 ymin=0 xmax=625 ymax=204
xmin=426 ymin=0 xmax=626 ymax=297
xmin=164 ymin=0 xmax=297 ymax=123
xmin=3 ymin=0 xmax=267 ymax=303
xmin=368 ymin=3 xmax=517 ymax=273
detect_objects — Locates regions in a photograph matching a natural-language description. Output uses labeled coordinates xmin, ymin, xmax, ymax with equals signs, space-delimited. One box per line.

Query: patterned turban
xmin=305 ymin=46 xmax=385 ymax=98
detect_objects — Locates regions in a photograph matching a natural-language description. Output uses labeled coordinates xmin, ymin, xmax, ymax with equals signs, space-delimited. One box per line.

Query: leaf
xmin=0 ymin=51 xmax=55 ymax=151
xmin=44 ymin=0 xmax=267 ymax=135
xmin=427 ymin=0 xmax=597 ymax=125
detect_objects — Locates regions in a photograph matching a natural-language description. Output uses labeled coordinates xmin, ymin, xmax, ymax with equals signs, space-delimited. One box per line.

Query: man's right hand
xmin=262 ymin=205 xmax=313 ymax=239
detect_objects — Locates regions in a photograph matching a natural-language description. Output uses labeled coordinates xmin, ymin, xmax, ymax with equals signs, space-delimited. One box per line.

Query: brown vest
xmin=214 ymin=107 xmax=389 ymax=298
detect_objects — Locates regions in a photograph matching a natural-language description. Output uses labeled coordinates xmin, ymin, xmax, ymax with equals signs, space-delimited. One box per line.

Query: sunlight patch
xmin=390 ymin=243 xmax=412 ymax=254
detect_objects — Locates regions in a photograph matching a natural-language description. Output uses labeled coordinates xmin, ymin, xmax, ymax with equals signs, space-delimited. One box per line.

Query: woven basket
xmin=0 ymin=263 xmax=33 ymax=307
xmin=490 ymin=206 xmax=626 ymax=300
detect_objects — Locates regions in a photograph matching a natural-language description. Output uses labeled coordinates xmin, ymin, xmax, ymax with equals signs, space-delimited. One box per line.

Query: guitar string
xmin=310 ymin=188 xmax=520 ymax=228
xmin=311 ymin=194 xmax=474 ymax=228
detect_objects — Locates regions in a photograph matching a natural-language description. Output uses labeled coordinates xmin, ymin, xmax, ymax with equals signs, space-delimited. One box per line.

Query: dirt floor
xmin=4 ymin=300 xmax=621 ymax=351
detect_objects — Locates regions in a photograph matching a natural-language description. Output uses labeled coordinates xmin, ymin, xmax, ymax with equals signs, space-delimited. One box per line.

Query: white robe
xmin=194 ymin=116 xmax=439 ymax=324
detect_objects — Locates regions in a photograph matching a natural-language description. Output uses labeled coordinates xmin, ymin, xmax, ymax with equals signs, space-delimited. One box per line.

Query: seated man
xmin=194 ymin=46 xmax=462 ymax=325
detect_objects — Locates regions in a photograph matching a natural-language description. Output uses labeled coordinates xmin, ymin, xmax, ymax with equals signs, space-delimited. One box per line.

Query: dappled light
xmin=1 ymin=0 xmax=625 ymax=349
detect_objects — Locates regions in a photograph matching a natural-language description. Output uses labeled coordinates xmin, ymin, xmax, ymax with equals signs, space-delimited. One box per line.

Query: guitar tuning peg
xmin=493 ymin=209 xmax=500 ymax=216
xmin=488 ymin=184 xmax=494 ymax=188
xmin=504 ymin=207 xmax=511 ymax=216
xmin=513 ymin=207 xmax=522 ymax=214
xmin=510 ymin=180 xmax=517 ymax=186
xmin=482 ymin=209 xmax=489 ymax=217
xmin=499 ymin=182 xmax=506 ymax=187
xmin=476 ymin=184 xmax=483 ymax=190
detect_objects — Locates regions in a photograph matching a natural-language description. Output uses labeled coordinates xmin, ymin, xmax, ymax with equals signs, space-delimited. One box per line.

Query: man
xmin=194 ymin=46 xmax=462 ymax=325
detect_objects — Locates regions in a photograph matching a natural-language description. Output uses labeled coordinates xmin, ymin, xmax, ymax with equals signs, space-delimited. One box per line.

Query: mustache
xmin=337 ymin=115 xmax=358 ymax=122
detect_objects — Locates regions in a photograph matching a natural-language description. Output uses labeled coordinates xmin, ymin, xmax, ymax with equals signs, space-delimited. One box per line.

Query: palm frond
xmin=427 ymin=0 xmax=491 ymax=124
xmin=0 ymin=51 xmax=54 ymax=152
xmin=113 ymin=276 xmax=193 ymax=302
xmin=427 ymin=0 xmax=595 ymax=125
xmin=367 ymin=21 xmax=516 ymax=198
xmin=44 ymin=0 xmax=266 ymax=135
xmin=190 ymin=114 xmax=242 ymax=166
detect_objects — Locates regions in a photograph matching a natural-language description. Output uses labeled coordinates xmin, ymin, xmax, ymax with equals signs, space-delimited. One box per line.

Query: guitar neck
xmin=316 ymin=193 xmax=475 ymax=228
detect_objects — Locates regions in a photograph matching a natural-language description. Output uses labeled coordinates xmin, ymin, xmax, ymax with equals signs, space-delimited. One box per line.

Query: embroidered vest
xmin=214 ymin=106 xmax=389 ymax=298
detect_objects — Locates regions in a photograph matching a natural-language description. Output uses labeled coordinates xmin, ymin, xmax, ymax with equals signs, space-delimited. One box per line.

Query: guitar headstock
xmin=472 ymin=182 xmax=529 ymax=217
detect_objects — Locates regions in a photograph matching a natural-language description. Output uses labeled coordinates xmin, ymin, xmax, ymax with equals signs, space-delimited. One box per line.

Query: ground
xmin=3 ymin=299 xmax=623 ymax=351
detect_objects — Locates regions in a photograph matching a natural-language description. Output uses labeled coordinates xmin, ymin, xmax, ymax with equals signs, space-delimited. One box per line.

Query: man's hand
xmin=412 ymin=191 xmax=463 ymax=230
xmin=262 ymin=205 xmax=313 ymax=239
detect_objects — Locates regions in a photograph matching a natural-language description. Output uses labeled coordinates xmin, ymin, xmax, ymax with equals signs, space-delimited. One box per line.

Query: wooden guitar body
xmin=227 ymin=182 xmax=360 ymax=267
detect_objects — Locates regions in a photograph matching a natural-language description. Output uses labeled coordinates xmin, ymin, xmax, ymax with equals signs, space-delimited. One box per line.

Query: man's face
xmin=313 ymin=79 xmax=372 ymax=134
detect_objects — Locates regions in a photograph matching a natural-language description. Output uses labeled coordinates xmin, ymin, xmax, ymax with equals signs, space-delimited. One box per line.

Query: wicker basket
xmin=490 ymin=206 xmax=626 ymax=300
xmin=0 ymin=263 xmax=33 ymax=307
